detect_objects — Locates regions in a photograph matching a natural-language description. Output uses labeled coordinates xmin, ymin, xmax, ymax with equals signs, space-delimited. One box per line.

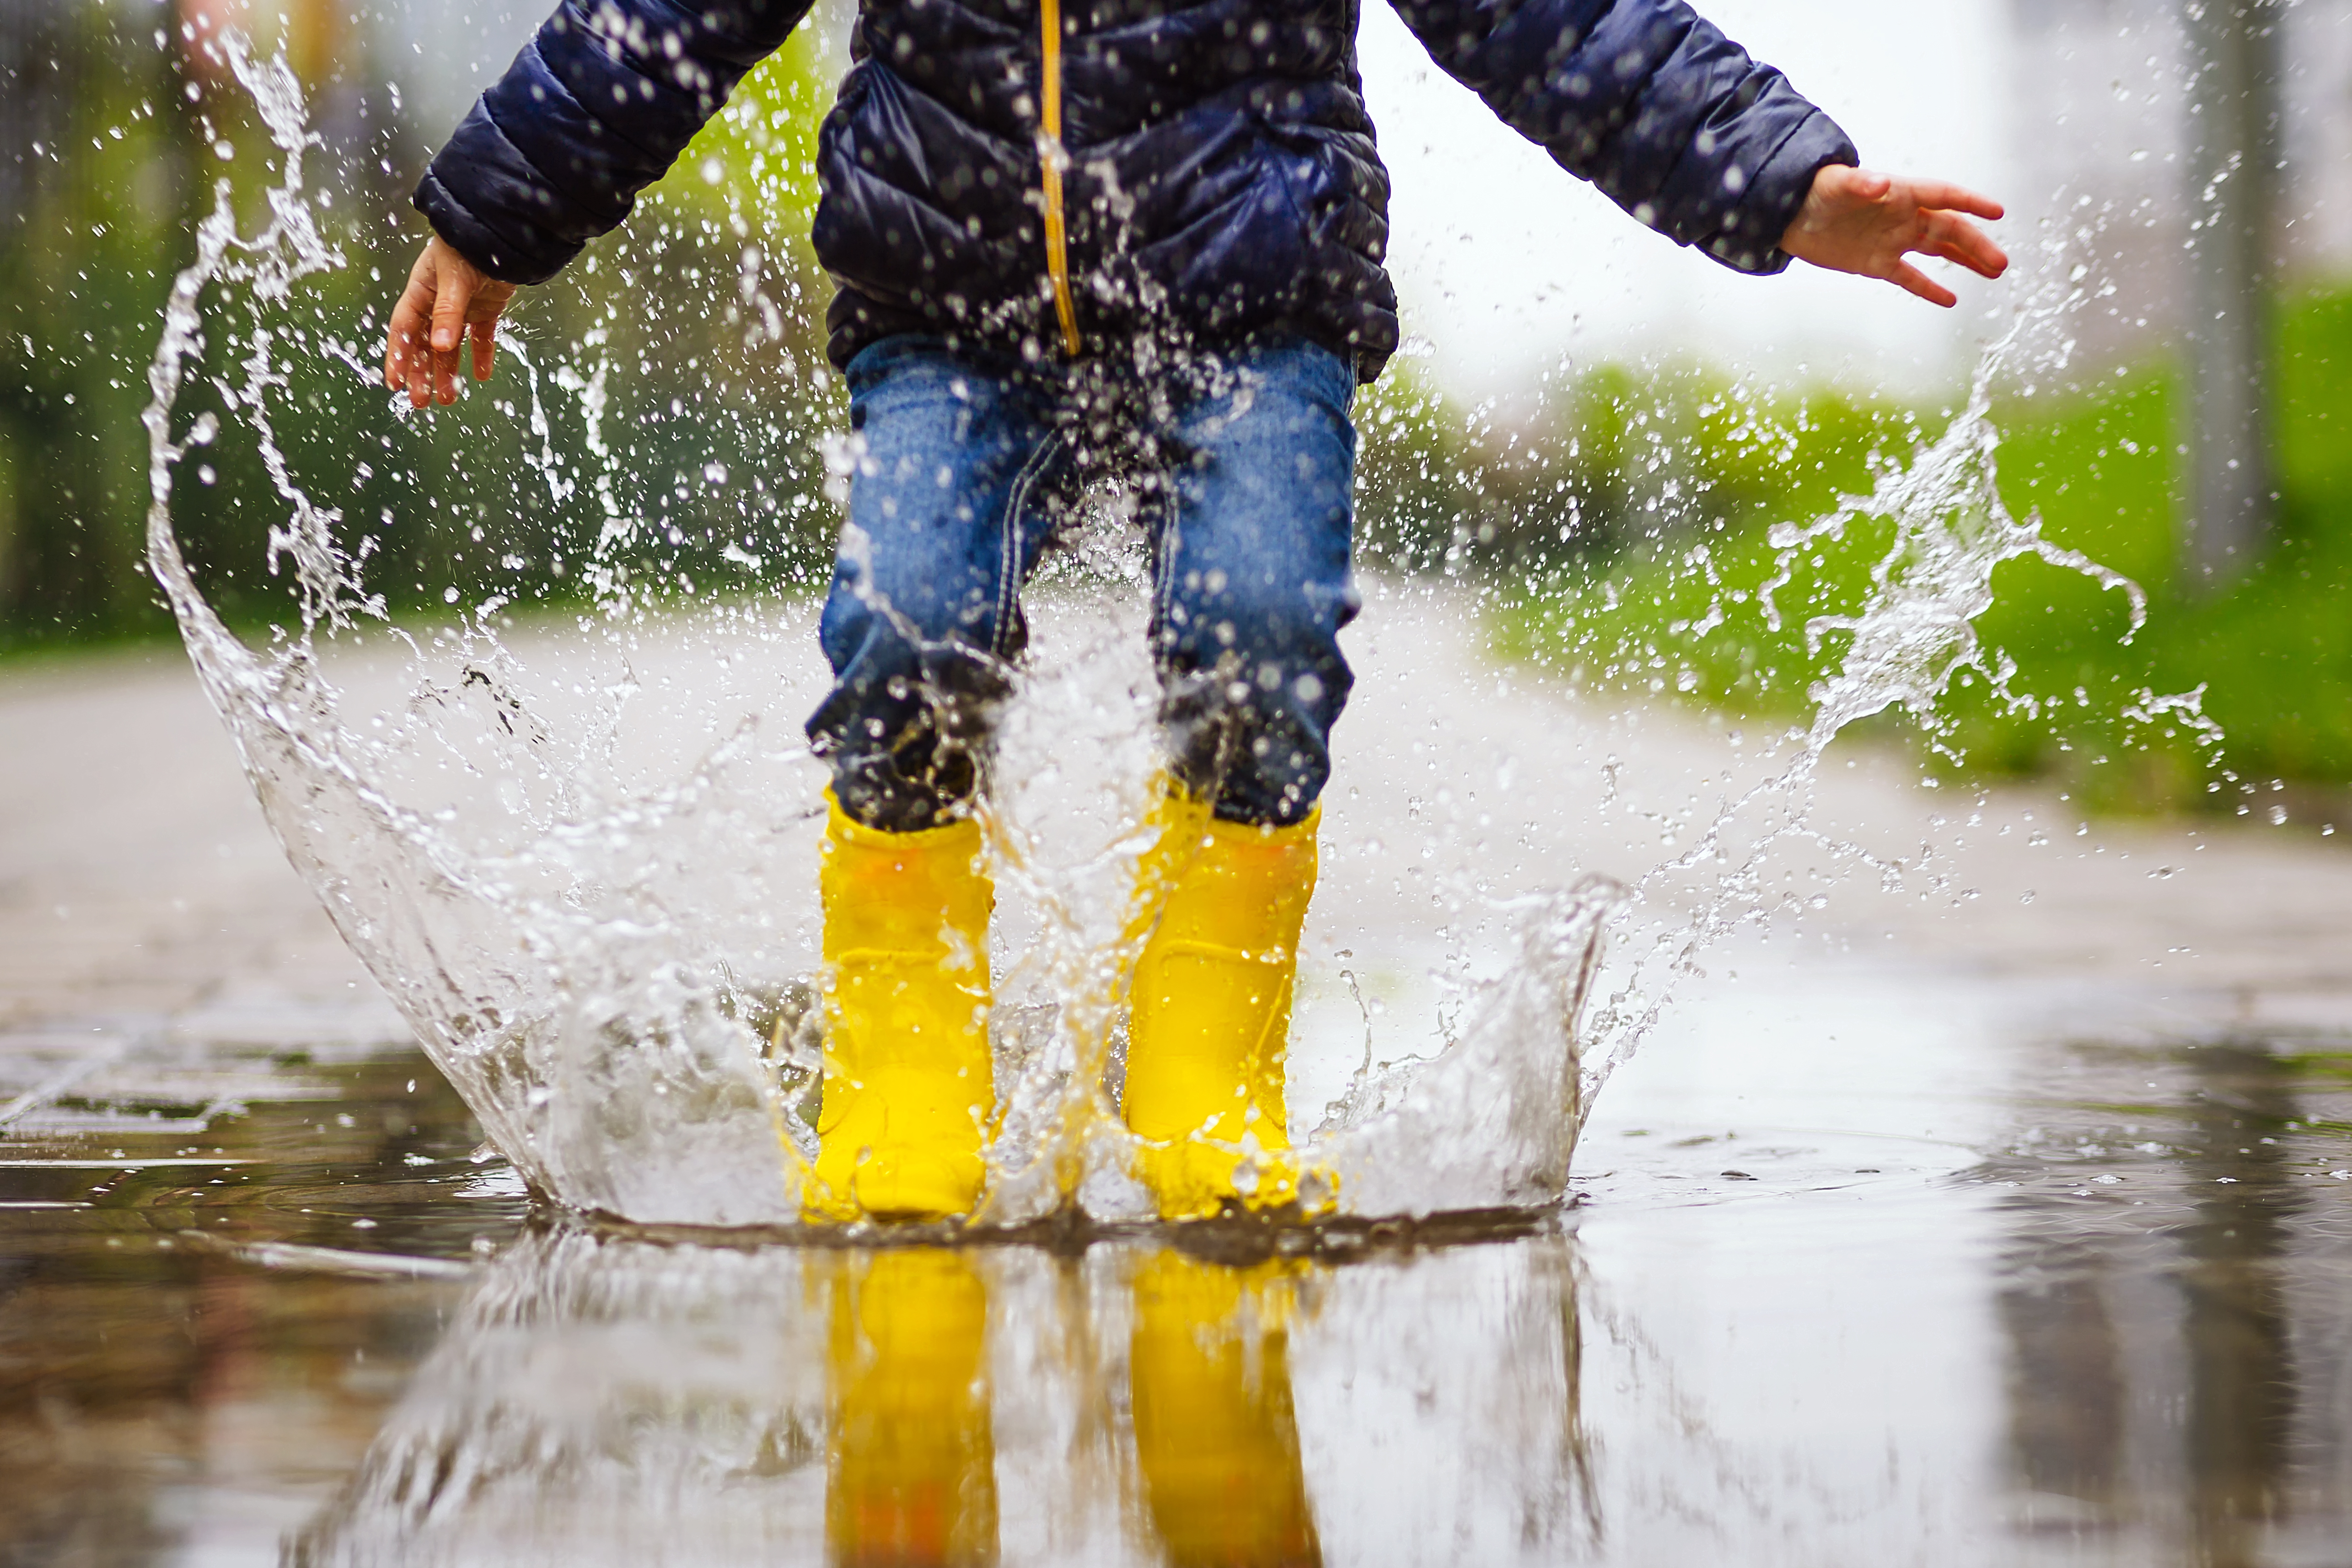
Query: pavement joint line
xmin=0 ymin=1047 xmax=128 ymax=1128
xmin=187 ymin=1236 xmax=478 ymax=1280
xmin=0 ymin=1156 xmax=260 ymax=1167
xmin=23 ymin=1092 xmax=252 ymax=1132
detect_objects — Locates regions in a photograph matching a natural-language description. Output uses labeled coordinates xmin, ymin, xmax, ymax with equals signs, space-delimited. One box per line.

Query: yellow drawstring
xmin=1038 ymin=0 xmax=1083 ymax=357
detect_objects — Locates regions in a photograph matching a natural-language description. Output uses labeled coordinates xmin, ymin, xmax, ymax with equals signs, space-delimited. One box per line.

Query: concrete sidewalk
xmin=3 ymin=590 xmax=2347 ymax=1063
xmin=0 ymin=648 xmax=388 ymax=1042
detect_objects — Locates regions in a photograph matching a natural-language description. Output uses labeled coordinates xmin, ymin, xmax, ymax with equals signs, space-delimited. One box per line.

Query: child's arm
xmin=1385 ymin=0 xmax=2000 ymax=297
xmin=382 ymin=0 xmax=816 ymax=409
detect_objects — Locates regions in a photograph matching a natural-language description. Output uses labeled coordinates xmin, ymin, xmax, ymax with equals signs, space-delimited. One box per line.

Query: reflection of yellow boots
xmin=1130 ymin=1251 xmax=1321 ymax=1567
xmin=1122 ymin=792 xmax=1330 ymax=1220
xmin=826 ymin=1249 xmax=999 ymax=1565
xmin=806 ymin=792 xmax=994 ymax=1223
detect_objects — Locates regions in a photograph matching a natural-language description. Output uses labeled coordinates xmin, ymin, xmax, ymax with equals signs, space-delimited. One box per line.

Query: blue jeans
xmin=808 ymin=333 xmax=1360 ymax=831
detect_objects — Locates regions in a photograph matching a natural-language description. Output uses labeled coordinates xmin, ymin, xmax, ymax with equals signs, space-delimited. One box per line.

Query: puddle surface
xmin=6 ymin=960 xmax=2347 ymax=1567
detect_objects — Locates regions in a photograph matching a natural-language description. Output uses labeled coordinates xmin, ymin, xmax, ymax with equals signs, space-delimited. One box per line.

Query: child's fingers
xmin=384 ymin=243 xmax=438 ymax=391
xmin=394 ymin=300 xmax=435 ymax=408
xmin=428 ymin=277 xmax=470 ymax=354
xmin=1887 ymin=259 xmax=1958 ymax=309
xmin=428 ymin=276 xmax=474 ymax=404
xmin=1923 ymin=213 xmax=2008 ymax=279
xmin=1907 ymin=180 xmax=2003 ymax=222
xmin=469 ymin=317 xmax=498 ymax=382
xmin=384 ymin=290 xmax=427 ymax=392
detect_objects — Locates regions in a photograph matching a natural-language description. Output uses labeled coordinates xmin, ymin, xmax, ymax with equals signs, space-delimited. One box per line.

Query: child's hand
xmin=1779 ymin=166 xmax=2007 ymax=308
xmin=382 ymin=236 xmax=517 ymax=408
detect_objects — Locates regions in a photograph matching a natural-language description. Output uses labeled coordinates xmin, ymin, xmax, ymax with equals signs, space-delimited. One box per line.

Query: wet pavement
xmin=5 ymin=590 xmax=2351 ymax=1565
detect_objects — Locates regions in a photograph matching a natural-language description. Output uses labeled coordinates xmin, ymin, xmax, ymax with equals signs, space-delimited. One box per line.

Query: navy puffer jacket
xmin=416 ymin=0 xmax=1855 ymax=381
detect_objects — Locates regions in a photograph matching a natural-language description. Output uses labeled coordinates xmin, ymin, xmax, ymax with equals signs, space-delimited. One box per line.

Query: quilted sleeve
xmin=1385 ymin=0 xmax=1857 ymax=273
xmin=414 ymin=0 xmax=816 ymax=284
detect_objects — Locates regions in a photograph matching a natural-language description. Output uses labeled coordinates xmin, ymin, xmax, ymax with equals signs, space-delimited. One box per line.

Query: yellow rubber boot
xmin=1130 ymin=1251 xmax=1320 ymax=1566
xmin=825 ymin=1248 xmax=999 ymax=1563
xmin=1122 ymin=796 xmax=1329 ymax=1219
xmin=806 ymin=792 xmax=994 ymax=1223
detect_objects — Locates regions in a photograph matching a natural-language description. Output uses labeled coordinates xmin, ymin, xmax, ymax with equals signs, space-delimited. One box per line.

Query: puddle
xmin=5 ymin=959 xmax=2347 ymax=1565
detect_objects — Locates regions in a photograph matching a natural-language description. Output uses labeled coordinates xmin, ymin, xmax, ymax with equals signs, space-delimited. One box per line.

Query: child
xmin=384 ymin=0 xmax=2005 ymax=1224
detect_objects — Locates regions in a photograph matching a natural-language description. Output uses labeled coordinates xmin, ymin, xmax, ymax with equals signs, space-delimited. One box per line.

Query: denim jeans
xmin=807 ymin=333 xmax=1360 ymax=832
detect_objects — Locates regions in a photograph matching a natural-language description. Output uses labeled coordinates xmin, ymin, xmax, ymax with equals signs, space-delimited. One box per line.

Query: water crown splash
xmin=141 ymin=39 xmax=2196 ymax=1229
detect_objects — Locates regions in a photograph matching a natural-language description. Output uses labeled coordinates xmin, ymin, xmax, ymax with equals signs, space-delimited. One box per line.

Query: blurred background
xmin=3 ymin=0 xmax=2350 ymax=815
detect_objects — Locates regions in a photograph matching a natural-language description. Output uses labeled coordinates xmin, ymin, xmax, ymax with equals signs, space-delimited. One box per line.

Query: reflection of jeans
xmin=807 ymin=333 xmax=1360 ymax=832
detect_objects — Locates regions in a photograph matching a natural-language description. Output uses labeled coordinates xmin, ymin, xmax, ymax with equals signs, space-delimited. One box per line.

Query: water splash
xmin=141 ymin=42 xmax=2179 ymax=1230
xmin=1569 ymin=276 xmax=2207 ymax=1104
xmin=145 ymin=39 xmax=801 ymax=1225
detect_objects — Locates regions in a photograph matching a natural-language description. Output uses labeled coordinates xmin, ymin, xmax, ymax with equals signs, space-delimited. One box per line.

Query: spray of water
xmin=142 ymin=42 xmax=2194 ymax=1229
xmin=145 ymin=40 xmax=803 ymax=1225
xmin=1566 ymin=286 xmax=2206 ymax=1104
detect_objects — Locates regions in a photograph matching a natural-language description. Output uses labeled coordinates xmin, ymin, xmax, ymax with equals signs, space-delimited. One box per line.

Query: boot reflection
xmin=1129 ymin=1251 xmax=1322 ymax=1567
xmin=825 ymin=1248 xmax=999 ymax=1566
